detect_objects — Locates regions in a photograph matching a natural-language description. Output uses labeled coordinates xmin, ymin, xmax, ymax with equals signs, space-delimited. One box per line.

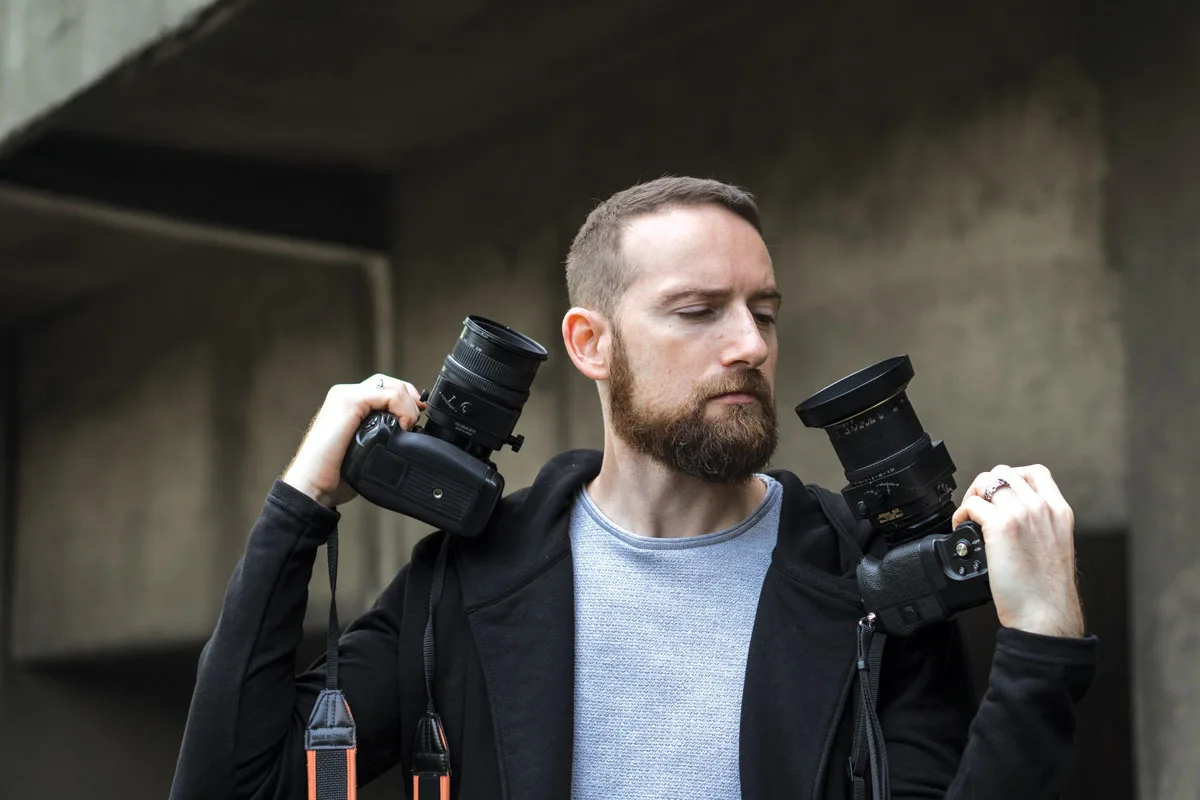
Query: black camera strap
xmin=303 ymin=522 xmax=452 ymax=800
xmin=807 ymin=485 xmax=891 ymax=800
xmin=412 ymin=534 xmax=452 ymax=800
xmin=305 ymin=528 xmax=359 ymax=800
xmin=850 ymin=614 xmax=890 ymax=800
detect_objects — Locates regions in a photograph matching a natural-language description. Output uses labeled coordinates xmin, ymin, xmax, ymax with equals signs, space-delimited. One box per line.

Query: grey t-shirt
xmin=568 ymin=476 xmax=783 ymax=799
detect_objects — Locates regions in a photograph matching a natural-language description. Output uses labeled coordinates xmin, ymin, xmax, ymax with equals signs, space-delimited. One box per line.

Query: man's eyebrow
xmin=659 ymin=287 xmax=782 ymax=304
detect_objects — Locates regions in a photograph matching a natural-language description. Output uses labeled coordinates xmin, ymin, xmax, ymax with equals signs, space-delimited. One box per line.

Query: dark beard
xmin=608 ymin=332 xmax=779 ymax=485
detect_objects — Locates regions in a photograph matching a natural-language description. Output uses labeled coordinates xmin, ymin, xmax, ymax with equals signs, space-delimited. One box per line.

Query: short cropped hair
xmin=565 ymin=176 xmax=762 ymax=318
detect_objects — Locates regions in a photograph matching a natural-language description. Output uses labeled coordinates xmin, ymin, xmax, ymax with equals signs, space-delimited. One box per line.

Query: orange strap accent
xmin=306 ymin=747 xmax=357 ymax=800
xmin=346 ymin=748 xmax=358 ymax=800
xmin=412 ymin=774 xmax=450 ymax=800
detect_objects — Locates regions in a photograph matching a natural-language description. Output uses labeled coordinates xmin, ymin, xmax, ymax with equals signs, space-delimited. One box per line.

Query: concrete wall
xmin=0 ymin=0 xmax=227 ymax=152
xmin=11 ymin=245 xmax=379 ymax=659
xmin=0 ymin=231 xmax=389 ymax=797
xmin=1 ymin=335 xmax=12 ymax=683
xmin=392 ymin=22 xmax=1122 ymax=533
xmin=385 ymin=13 xmax=1128 ymax=795
xmin=1103 ymin=9 xmax=1200 ymax=798
xmin=1 ymin=2 xmax=1144 ymax=797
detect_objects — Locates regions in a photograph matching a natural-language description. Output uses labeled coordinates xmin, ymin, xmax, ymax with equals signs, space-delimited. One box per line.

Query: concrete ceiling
xmin=52 ymin=0 xmax=735 ymax=170
xmin=0 ymin=0 xmax=1092 ymax=332
xmin=0 ymin=0 xmax=739 ymax=333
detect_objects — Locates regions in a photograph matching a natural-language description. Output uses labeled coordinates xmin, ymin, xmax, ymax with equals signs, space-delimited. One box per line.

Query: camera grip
xmin=858 ymin=521 xmax=992 ymax=636
xmin=858 ymin=544 xmax=948 ymax=637
xmin=342 ymin=412 xmax=504 ymax=536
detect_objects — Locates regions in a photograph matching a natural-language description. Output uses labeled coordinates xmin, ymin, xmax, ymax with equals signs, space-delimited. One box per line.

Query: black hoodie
xmin=169 ymin=449 xmax=1097 ymax=799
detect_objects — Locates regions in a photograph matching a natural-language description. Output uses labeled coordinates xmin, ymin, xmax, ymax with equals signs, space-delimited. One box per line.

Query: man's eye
xmin=754 ymin=313 xmax=777 ymax=326
xmin=678 ymin=309 xmax=714 ymax=320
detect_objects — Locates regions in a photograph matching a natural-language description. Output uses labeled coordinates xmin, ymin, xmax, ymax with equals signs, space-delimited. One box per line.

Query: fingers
xmin=988 ymin=465 xmax=1040 ymax=508
xmin=1013 ymin=463 xmax=1076 ymax=533
xmin=1013 ymin=463 xmax=1071 ymax=508
xmin=954 ymin=463 xmax=1076 ymax=540
xmin=358 ymin=374 xmax=426 ymax=430
xmin=952 ymin=493 xmax=1006 ymax=531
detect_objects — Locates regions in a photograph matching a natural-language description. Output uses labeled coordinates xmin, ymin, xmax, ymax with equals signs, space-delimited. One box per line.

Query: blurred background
xmin=2 ymin=0 xmax=1196 ymax=796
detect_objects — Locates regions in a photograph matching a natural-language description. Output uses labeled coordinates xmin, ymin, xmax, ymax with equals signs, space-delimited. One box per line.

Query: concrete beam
xmin=0 ymin=134 xmax=392 ymax=250
xmin=0 ymin=0 xmax=244 ymax=155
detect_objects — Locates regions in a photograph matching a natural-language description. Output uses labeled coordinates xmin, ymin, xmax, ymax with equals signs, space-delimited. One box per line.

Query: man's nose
xmin=721 ymin=308 xmax=770 ymax=369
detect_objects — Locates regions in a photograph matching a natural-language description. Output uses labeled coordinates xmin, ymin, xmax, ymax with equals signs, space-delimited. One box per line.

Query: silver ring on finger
xmin=377 ymin=376 xmax=385 ymax=389
xmin=983 ymin=477 xmax=1011 ymax=502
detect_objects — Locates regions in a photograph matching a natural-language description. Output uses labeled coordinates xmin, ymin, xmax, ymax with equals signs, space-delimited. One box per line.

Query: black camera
xmin=796 ymin=355 xmax=992 ymax=636
xmin=341 ymin=315 xmax=548 ymax=536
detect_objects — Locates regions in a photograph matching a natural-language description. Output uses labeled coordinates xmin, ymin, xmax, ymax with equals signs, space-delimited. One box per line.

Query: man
xmin=170 ymin=177 xmax=1097 ymax=800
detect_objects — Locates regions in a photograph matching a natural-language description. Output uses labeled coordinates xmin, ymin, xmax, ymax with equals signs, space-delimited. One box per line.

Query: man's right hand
xmin=282 ymin=374 xmax=426 ymax=508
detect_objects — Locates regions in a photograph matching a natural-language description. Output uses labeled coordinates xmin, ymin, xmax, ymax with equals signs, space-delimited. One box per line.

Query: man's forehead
xmin=620 ymin=204 xmax=746 ymax=252
xmin=619 ymin=207 xmax=776 ymax=297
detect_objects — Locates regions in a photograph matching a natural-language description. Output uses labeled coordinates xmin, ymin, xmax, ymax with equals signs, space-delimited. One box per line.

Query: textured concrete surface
xmin=767 ymin=62 xmax=1122 ymax=531
xmin=0 ymin=0 xmax=230 ymax=152
xmin=1104 ymin=11 xmax=1200 ymax=798
xmin=11 ymin=253 xmax=377 ymax=658
xmin=54 ymin=0 xmax=738 ymax=168
xmin=0 ymin=0 xmax=1160 ymax=797
xmin=393 ymin=58 xmax=1122 ymax=531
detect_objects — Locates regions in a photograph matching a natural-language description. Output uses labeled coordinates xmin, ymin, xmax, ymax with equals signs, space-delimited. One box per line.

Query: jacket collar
xmin=454 ymin=449 xmax=865 ymax=800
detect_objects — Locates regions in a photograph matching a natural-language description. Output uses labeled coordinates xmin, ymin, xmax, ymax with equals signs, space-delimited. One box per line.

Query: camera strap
xmin=850 ymin=615 xmax=889 ymax=800
xmin=305 ymin=528 xmax=359 ymax=800
xmin=807 ymin=485 xmax=891 ymax=800
xmin=413 ymin=534 xmax=452 ymax=800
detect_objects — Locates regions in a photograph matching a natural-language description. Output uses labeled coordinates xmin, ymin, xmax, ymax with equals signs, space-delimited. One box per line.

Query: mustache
xmin=697 ymin=370 xmax=774 ymax=405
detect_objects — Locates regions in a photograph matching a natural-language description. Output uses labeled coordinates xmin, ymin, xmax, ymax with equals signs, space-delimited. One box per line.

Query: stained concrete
xmin=392 ymin=56 xmax=1122 ymax=531
xmin=1102 ymin=10 xmax=1200 ymax=797
xmin=0 ymin=0 xmax=226 ymax=152
xmin=0 ymin=0 xmax=1158 ymax=797
xmin=11 ymin=252 xmax=378 ymax=658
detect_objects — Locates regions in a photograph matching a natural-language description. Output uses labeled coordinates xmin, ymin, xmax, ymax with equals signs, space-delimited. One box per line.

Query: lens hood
xmin=795 ymin=355 xmax=913 ymax=429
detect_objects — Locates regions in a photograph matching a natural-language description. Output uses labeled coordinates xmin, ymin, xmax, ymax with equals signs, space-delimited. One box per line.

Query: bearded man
xmin=170 ymin=177 xmax=1097 ymax=800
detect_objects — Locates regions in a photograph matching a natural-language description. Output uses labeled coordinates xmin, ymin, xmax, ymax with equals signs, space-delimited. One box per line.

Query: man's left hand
xmin=951 ymin=464 xmax=1086 ymax=638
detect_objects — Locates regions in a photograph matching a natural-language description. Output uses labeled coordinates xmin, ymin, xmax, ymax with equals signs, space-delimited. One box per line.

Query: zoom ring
xmin=451 ymin=343 xmax=533 ymax=391
xmin=440 ymin=358 xmax=528 ymax=409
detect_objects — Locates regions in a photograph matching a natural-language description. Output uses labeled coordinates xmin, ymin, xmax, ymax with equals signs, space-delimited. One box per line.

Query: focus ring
xmin=439 ymin=359 xmax=527 ymax=408
xmin=451 ymin=343 xmax=529 ymax=391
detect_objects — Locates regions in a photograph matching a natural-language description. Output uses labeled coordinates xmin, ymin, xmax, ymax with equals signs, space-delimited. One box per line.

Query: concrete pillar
xmin=0 ymin=336 xmax=13 ymax=682
xmin=1102 ymin=11 xmax=1200 ymax=799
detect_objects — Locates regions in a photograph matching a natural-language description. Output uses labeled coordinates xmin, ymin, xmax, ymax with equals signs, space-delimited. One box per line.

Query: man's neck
xmin=585 ymin=436 xmax=767 ymax=539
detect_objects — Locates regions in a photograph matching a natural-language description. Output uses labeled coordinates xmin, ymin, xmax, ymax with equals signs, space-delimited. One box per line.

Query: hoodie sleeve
xmin=880 ymin=618 xmax=1099 ymax=799
xmin=168 ymin=480 xmax=410 ymax=800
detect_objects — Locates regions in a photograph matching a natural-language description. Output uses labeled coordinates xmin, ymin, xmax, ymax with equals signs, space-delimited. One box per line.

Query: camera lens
xmin=444 ymin=316 xmax=548 ymax=405
xmin=796 ymin=355 xmax=957 ymax=544
xmin=796 ymin=357 xmax=923 ymax=476
xmin=424 ymin=316 xmax=548 ymax=459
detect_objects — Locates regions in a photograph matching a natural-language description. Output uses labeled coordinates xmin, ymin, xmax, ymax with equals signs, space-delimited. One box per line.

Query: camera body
xmin=341 ymin=315 xmax=547 ymax=537
xmin=797 ymin=355 xmax=992 ymax=636
xmin=856 ymin=519 xmax=988 ymax=637
xmin=342 ymin=411 xmax=505 ymax=536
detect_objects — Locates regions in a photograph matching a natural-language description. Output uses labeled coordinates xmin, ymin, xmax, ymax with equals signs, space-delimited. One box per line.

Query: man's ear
xmin=562 ymin=307 xmax=610 ymax=381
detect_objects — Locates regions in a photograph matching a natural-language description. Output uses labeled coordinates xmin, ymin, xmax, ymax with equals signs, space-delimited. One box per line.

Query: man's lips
xmin=710 ymin=392 xmax=760 ymax=404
